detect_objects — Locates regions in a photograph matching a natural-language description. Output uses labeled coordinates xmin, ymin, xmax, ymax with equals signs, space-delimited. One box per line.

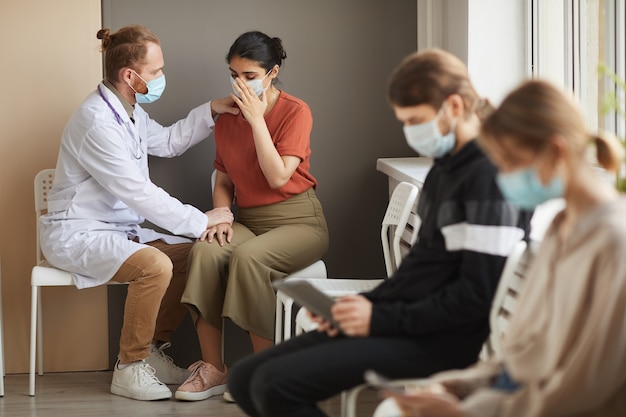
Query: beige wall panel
xmin=1 ymin=0 xmax=105 ymax=373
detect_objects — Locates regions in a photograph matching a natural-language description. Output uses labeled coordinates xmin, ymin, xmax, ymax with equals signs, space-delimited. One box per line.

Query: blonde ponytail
xmin=593 ymin=132 xmax=624 ymax=173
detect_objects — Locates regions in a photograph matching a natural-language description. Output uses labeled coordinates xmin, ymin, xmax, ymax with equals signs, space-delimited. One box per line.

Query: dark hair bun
xmin=272 ymin=37 xmax=287 ymax=61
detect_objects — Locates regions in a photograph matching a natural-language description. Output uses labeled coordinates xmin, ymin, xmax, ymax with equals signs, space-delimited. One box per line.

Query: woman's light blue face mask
xmin=402 ymin=104 xmax=457 ymax=158
xmin=496 ymin=166 xmax=564 ymax=210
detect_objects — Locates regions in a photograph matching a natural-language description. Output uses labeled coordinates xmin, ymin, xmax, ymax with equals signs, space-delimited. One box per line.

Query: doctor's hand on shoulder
xmin=211 ymin=96 xmax=240 ymax=118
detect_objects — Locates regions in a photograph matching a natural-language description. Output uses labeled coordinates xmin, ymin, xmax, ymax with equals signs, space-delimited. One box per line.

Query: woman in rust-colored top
xmin=177 ymin=31 xmax=329 ymax=402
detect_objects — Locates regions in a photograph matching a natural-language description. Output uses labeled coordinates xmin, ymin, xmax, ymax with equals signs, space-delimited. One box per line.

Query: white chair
xmin=369 ymin=239 xmax=534 ymax=417
xmin=287 ymin=181 xmax=420 ymax=340
xmin=274 ymin=261 xmax=327 ymax=343
xmin=208 ymin=170 xmax=328 ymax=343
xmin=29 ymin=169 xmax=127 ymax=397
xmin=30 ymin=169 xmax=75 ymax=396
xmin=480 ymin=239 xmax=533 ymax=359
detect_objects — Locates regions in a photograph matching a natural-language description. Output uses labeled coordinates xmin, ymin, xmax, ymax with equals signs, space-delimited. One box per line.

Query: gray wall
xmin=103 ymin=0 xmax=417 ymax=366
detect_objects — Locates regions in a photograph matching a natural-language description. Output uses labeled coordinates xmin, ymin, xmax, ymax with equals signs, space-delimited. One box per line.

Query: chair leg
xmin=340 ymin=390 xmax=348 ymax=417
xmin=283 ymin=299 xmax=294 ymax=341
xmin=275 ymin=296 xmax=283 ymax=344
xmin=295 ymin=319 xmax=304 ymax=336
xmin=37 ymin=286 xmax=43 ymax=376
xmin=29 ymin=285 xmax=39 ymax=396
xmin=342 ymin=384 xmax=367 ymax=417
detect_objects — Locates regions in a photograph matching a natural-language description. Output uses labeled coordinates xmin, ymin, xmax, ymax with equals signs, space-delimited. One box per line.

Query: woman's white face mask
xmin=230 ymin=69 xmax=271 ymax=98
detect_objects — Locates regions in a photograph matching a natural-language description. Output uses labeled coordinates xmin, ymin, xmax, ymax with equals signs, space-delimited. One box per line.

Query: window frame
xmin=530 ymin=0 xmax=626 ymax=137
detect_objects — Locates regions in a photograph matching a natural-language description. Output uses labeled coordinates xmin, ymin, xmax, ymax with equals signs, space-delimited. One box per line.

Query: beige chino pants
xmin=111 ymin=240 xmax=191 ymax=363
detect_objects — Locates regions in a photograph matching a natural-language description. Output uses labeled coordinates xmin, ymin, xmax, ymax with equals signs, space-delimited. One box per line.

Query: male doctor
xmin=39 ymin=25 xmax=238 ymax=401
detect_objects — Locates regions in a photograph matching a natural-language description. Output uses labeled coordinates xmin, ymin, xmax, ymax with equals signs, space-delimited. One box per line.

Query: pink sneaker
xmin=174 ymin=361 xmax=227 ymax=401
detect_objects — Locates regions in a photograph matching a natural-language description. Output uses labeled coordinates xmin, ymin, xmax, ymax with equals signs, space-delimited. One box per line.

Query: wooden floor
xmin=0 ymin=371 xmax=383 ymax=417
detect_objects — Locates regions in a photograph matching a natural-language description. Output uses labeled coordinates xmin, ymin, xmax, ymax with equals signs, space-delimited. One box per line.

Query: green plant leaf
xmin=598 ymin=62 xmax=626 ymax=192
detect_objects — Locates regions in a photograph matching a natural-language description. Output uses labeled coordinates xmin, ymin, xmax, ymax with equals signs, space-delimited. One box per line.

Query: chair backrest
xmin=34 ymin=169 xmax=56 ymax=264
xmin=210 ymin=169 xmax=217 ymax=195
xmin=380 ymin=182 xmax=419 ymax=277
xmin=481 ymin=239 xmax=535 ymax=359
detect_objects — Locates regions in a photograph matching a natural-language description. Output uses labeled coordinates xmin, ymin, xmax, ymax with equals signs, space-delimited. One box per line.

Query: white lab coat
xmin=40 ymin=82 xmax=213 ymax=288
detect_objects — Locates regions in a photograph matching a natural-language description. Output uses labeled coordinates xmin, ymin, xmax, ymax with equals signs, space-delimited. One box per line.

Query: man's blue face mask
xmin=402 ymin=104 xmax=457 ymax=158
xmin=131 ymin=70 xmax=166 ymax=104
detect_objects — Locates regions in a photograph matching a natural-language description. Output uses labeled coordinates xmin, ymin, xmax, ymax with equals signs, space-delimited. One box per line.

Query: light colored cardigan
xmin=435 ymin=198 xmax=626 ymax=417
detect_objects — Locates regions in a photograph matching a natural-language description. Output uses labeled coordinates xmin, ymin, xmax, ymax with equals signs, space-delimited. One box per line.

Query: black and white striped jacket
xmin=365 ymin=140 xmax=532 ymax=369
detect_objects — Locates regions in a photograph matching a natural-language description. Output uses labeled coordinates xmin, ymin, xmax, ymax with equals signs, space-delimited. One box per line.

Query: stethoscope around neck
xmin=97 ymin=84 xmax=145 ymax=160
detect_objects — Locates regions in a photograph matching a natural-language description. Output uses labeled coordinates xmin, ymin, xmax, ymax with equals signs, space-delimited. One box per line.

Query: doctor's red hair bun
xmin=97 ymin=28 xmax=112 ymax=50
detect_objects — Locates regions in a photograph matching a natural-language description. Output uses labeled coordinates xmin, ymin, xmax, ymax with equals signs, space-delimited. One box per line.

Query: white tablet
xmin=273 ymin=279 xmax=339 ymax=328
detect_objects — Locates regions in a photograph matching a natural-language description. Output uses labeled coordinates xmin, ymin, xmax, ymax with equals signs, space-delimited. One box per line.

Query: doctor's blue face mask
xmin=130 ymin=70 xmax=166 ymax=104
xmin=402 ymin=104 xmax=457 ymax=158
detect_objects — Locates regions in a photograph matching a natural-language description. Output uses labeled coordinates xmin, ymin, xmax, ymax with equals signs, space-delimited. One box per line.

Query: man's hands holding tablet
xmin=310 ymin=294 xmax=373 ymax=337
xmin=272 ymin=279 xmax=373 ymax=337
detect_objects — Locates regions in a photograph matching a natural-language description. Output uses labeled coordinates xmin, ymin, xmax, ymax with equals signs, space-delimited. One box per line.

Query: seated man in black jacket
xmin=227 ymin=48 xmax=532 ymax=417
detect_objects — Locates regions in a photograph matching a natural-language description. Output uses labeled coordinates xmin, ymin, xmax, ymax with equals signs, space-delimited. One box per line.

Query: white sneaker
xmin=110 ymin=360 xmax=172 ymax=401
xmin=223 ymin=389 xmax=235 ymax=403
xmin=145 ymin=342 xmax=190 ymax=385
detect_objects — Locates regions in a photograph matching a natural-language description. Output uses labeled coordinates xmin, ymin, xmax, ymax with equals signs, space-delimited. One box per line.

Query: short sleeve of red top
xmin=214 ymin=91 xmax=317 ymax=208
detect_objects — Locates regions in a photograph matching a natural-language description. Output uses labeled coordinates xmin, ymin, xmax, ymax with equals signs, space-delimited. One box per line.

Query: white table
xmin=376 ymin=157 xmax=433 ymax=198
